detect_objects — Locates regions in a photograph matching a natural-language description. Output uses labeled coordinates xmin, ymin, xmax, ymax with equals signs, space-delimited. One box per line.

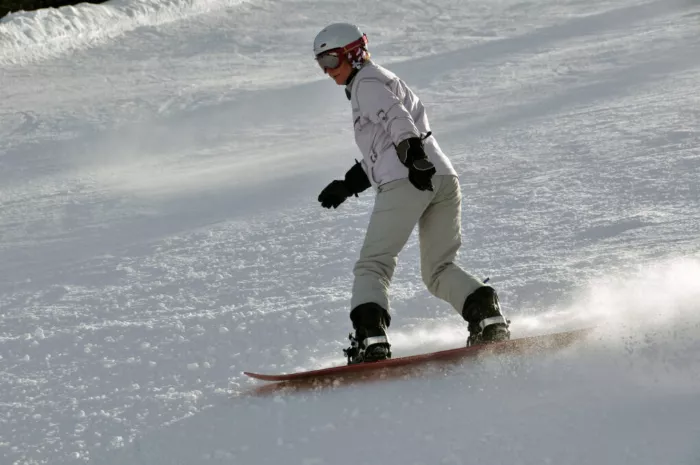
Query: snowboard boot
xmin=462 ymin=286 xmax=510 ymax=346
xmin=343 ymin=302 xmax=392 ymax=365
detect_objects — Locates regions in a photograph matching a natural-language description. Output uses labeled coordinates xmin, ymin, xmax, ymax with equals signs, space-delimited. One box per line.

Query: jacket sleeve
xmin=355 ymin=77 xmax=420 ymax=145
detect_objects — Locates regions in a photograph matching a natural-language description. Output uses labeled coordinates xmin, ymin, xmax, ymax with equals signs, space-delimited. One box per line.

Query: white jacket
xmin=346 ymin=62 xmax=457 ymax=189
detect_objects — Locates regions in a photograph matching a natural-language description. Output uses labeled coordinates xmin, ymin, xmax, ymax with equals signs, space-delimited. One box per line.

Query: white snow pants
xmin=351 ymin=175 xmax=485 ymax=315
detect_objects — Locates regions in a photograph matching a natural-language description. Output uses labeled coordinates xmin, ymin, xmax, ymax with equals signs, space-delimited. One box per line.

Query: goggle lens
xmin=316 ymin=51 xmax=341 ymax=71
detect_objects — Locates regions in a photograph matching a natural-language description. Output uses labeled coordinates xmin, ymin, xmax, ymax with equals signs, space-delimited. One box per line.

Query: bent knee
xmin=354 ymin=255 xmax=396 ymax=278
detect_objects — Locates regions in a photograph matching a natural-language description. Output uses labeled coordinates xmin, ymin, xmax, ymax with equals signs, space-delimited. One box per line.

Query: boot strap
xmin=478 ymin=316 xmax=508 ymax=331
xmin=363 ymin=335 xmax=389 ymax=348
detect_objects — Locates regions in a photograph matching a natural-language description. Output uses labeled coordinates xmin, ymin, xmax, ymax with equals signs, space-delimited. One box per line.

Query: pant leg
xmin=351 ymin=178 xmax=434 ymax=311
xmin=418 ymin=175 xmax=484 ymax=313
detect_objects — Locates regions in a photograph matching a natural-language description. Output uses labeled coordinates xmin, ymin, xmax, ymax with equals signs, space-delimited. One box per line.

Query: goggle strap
xmin=341 ymin=34 xmax=368 ymax=54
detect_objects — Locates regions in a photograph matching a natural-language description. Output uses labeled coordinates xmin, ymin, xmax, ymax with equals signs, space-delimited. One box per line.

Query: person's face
xmin=326 ymin=60 xmax=353 ymax=85
xmin=316 ymin=50 xmax=353 ymax=85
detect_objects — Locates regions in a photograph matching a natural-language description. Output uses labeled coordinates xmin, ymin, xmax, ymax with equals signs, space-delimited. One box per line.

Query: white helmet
xmin=313 ymin=22 xmax=368 ymax=57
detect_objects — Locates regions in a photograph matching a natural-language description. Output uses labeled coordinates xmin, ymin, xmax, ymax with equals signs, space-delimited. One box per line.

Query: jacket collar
xmin=344 ymin=62 xmax=369 ymax=100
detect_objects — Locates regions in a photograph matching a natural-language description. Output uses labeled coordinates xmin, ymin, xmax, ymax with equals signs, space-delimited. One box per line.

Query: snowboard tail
xmin=244 ymin=327 xmax=594 ymax=383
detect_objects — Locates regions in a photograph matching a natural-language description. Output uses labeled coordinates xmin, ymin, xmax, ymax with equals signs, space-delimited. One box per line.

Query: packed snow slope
xmin=2 ymin=0 xmax=700 ymax=464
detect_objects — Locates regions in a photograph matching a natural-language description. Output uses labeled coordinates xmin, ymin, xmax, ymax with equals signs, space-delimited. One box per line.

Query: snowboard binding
xmin=345 ymin=303 xmax=392 ymax=365
xmin=463 ymin=286 xmax=511 ymax=347
xmin=343 ymin=332 xmax=392 ymax=365
xmin=467 ymin=319 xmax=511 ymax=346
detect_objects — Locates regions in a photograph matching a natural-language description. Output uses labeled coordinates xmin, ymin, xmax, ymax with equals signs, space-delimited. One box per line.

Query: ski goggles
xmin=315 ymin=50 xmax=342 ymax=71
xmin=315 ymin=34 xmax=369 ymax=71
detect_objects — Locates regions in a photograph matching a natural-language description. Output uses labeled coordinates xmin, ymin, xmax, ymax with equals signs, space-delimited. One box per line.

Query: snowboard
xmin=244 ymin=326 xmax=594 ymax=384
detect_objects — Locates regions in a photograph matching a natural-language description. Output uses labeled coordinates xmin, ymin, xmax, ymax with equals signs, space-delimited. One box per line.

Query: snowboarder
xmin=313 ymin=23 xmax=510 ymax=364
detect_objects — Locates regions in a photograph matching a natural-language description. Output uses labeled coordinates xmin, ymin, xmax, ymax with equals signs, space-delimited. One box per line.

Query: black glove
xmin=318 ymin=161 xmax=371 ymax=209
xmin=396 ymin=134 xmax=436 ymax=191
xmin=318 ymin=180 xmax=352 ymax=209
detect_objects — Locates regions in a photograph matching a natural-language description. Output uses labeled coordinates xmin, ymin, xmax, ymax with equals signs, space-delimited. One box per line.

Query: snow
xmin=1 ymin=0 xmax=700 ymax=464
